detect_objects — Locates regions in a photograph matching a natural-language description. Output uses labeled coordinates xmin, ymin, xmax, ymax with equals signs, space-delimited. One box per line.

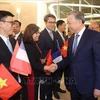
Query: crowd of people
xmin=0 ymin=10 xmax=100 ymax=100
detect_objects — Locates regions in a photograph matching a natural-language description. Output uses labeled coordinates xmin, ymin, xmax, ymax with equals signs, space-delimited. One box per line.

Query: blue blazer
xmin=68 ymin=28 xmax=100 ymax=94
xmin=58 ymin=28 xmax=100 ymax=94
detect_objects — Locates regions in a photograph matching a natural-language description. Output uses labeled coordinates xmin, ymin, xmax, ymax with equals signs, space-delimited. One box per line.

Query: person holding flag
xmin=23 ymin=23 xmax=57 ymax=100
xmin=0 ymin=10 xmax=21 ymax=100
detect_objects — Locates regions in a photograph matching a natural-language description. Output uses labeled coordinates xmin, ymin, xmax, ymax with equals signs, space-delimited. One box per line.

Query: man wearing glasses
xmin=38 ymin=14 xmax=57 ymax=100
xmin=0 ymin=10 xmax=20 ymax=100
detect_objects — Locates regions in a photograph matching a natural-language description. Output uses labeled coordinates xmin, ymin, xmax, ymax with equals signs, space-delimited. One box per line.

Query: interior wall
xmin=10 ymin=2 xmax=38 ymax=31
xmin=0 ymin=2 xmax=47 ymax=32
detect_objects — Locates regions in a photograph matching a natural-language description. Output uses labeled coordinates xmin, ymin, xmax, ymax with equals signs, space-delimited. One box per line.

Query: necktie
xmin=73 ymin=34 xmax=79 ymax=55
xmin=49 ymin=31 xmax=54 ymax=40
xmin=7 ymin=38 xmax=13 ymax=53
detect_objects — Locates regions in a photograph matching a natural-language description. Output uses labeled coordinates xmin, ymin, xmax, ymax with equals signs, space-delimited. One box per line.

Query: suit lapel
xmin=69 ymin=34 xmax=74 ymax=58
xmin=55 ymin=31 xmax=64 ymax=47
xmin=17 ymin=32 xmax=23 ymax=40
xmin=44 ymin=29 xmax=52 ymax=41
xmin=75 ymin=28 xmax=89 ymax=56
xmin=0 ymin=37 xmax=12 ymax=55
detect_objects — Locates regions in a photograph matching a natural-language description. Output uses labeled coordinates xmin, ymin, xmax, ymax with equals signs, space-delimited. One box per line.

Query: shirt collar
xmin=0 ymin=34 xmax=9 ymax=44
xmin=46 ymin=28 xmax=52 ymax=33
xmin=57 ymin=30 xmax=63 ymax=35
xmin=76 ymin=26 xmax=86 ymax=37
xmin=15 ymin=32 xmax=21 ymax=40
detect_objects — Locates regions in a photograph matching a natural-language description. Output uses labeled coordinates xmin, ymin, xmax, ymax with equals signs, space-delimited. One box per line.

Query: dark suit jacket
xmin=58 ymin=28 xmax=100 ymax=94
xmin=55 ymin=31 xmax=70 ymax=90
xmin=67 ymin=28 xmax=100 ymax=94
xmin=24 ymin=42 xmax=43 ymax=76
xmin=0 ymin=37 xmax=20 ymax=100
xmin=55 ymin=31 xmax=64 ymax=48
xmin=38 ymin=28 xmax=57 ymax=59
xmin=0 ymin=37 xmax=15 ymax=71
xmin=16 ymin=32 xmax=23 ymax=44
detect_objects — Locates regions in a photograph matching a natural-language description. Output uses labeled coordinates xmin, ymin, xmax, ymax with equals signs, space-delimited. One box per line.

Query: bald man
xmin=88 ymin=21 xmax=100 ymax=32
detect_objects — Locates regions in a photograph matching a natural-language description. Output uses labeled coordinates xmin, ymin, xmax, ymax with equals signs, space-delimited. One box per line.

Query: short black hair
xmin=14 ymin=20 xmax=21 ymax=26
xmin=44 ymin=13 xmax=56 ymax=22
xmin=0 ymin=10 xmax=14 ymax=20
xmin=56 ymin=20 xmax=65 ymax=28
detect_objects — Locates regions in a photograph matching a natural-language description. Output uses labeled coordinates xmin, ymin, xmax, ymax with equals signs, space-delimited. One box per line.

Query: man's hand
xmin=41 ymin=58 xmax=46 ymax=64
xmin=49 ymin=63 xmax=58 ymax=73
xmin=44 ymin=63 xmax=58 ymax=73
xmin=94 ymin=89 xmax=100 ymax=98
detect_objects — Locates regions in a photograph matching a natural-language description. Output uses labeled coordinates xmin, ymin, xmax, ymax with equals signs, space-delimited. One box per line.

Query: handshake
xmin=44 ymin=63 xmax=58 ymax=73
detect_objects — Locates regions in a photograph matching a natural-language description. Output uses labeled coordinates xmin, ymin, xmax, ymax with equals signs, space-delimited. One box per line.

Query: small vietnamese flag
xmin=45 ymin=49 xmax=52 ymax=66
xmin=60 ymin=40 xmax=68 ymax=58
xmin=0 ymin=64 xmax=22 ymax=100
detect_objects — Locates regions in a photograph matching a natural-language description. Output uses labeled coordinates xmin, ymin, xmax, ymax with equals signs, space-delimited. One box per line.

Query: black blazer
xmin=38 ymin=28 xmax=57 ymax=59
xmin=0 ymin=37 xmax=17 ymax=78
xmin=55 ymin=31 xmax=65 ymax=48
xmin=16 ymin=32 xmax=23 ymax=44
xmin=24 ymin=42 xmax=43 ymax=77
xmin=0 ymin=37 xmax=14 ymax=69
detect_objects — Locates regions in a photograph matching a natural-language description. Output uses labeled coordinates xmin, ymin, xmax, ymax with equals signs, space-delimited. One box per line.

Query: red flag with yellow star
xmin=0 ymin=64 xmax=22 ymax=100
xmin=45 ymin=49 xmax=52 ymax=66
xmin=60 ymin=40 xmax=68 ymax=58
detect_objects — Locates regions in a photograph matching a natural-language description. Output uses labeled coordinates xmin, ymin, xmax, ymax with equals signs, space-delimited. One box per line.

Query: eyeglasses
xmin=47 ymin=21 xmax=56 ymax=24
xmin=0 ymin=20 xmax=14 ymax=25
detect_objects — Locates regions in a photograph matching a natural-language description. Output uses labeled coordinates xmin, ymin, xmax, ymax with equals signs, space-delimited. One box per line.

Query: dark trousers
xmin=9 ymin=92 xmax=20 ymax=100
xmin=40 ymin=73 xmax=53 ymax=100
xmin=64 ymin=64 xmax=70 ymax=91
xmin=21 ymin=76 xmax=28 ymax=100
xmin=0 ymin=93 xmax=20 ymax=100
xmin=70 ymin=86 xmax=97 ymax=100
xmin=53 ymin=69 xmax=63 ymax=92
xmin=34 ymin=79 xmax=40 ymax=100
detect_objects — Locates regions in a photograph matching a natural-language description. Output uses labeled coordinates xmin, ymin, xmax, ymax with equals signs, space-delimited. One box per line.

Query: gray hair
xmin=44 ymin=13 xmax=56 ymax=22
xmin=68 ymin=10 xmax=85 ymax=24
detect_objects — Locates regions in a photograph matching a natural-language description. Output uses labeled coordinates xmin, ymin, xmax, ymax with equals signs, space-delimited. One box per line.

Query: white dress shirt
xmin=57 ymin=30 xmax=65 ymax=43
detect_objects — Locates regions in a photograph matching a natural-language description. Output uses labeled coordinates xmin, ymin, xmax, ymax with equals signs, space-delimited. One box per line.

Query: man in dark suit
xmin=12 ymin=20 xmax=24 ymax=100
xmin=0 ymin=10 xmax=20 ymax=100
xmin=53 ymin=20 xmax=66 ymax=99
xmin=13 ymin=20 xmax=23 ymax=44
xmin=38 ymin=14 xmax=57 ymax=100
xmin=58 ymin=10 xmax=100 ymax=100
